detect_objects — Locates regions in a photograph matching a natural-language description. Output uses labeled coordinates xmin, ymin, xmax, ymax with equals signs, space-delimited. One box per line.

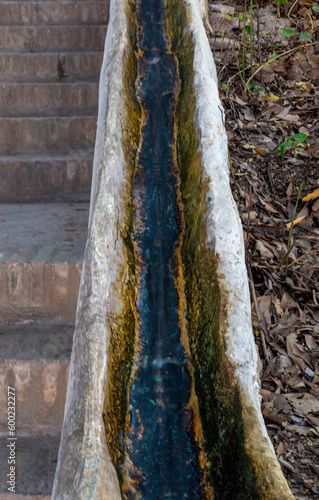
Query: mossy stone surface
xmin=167 ymin=1 xmax=260 ymax=498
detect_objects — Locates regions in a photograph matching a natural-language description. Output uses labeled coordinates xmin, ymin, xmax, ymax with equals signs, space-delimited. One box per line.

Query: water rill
xmin=52 ymin=0 xmax=294 ymax=498
xmin=123 ymin=0 xmax=204 ymax=497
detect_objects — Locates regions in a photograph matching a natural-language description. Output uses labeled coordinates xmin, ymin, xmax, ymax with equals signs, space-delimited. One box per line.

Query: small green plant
xmin=250 ymin=0 xmax=254 ymax=78
xmin=277 ymin=0 xmax=289 ymax=5
xmin=312 ymin=5 xmax=319 ymax=13
xmin=242 ymin=0 xmax=255 ymax=81
xmin=275 ymin=133 xmax=308 ymax=160
xmin=299 ymin=32 xmax=312 ymax=41
xmin=282 ymin=28 xmax=312 ymax=41
xmin=217 ymin=29 xmax=226 ymax=79
xmin=286 ymin=183 xmax=303 ymax=273
xmin=268 ymin=52 xmax=277 ymax=62
xmin=242 ymin=1 xmax=247 ymax=81
xmin=268 ymin=42 xmax=283 ymax=48
xmin=247 ymin=82 xmax=265 ymax=93
xmin=221 ymin=8 xmax=234 ymax=19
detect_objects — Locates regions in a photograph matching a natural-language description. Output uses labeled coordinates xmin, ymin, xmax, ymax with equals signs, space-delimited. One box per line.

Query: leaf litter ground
xmin=207 ymin=0 xmax=319 ymax=497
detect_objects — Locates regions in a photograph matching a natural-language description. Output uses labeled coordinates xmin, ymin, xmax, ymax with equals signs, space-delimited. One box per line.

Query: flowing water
xmin=124 ymin=0 xmax=204 ymax=497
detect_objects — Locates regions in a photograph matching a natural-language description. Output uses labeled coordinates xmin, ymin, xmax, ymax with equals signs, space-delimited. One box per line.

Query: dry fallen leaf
xmin=256 ymin=239 xmax=274 ymax=259
xmin=305 ymin=334 xmax=318 ymax=351
xmin=274 ymin=298 xmax=284 ymax=318
xmin=234 ymin=94 xmax=247 ymax=106
xmin=290 ymin=394 xmax=319 ymax=416
xmin=307 ymin=414 xmax=319 ymax=428
xmin=276 ymin=441 xmax=284 ymax=456
xmin=257 ymin=294 xmax=272 ymax=331
xmin=313 ymin=197 xmax=319 ymax=212
xmin=285 ymin=424 xmax=317 ymax=436
xmin=263 ymin=94 xmax=280 ymax=102
xmin=254 ymin=147 xmax=266 ymax=156
xmin=303 ymin=188 xmax=319 ymax=202
xmin=286 ymin=182 xmax=293 ymax=198
xmin=258 ymin=197 xmax=278 ymax=214
xmin=286 ymin=215 xmax=307 ymax=229
xmin=281 ymin=293 xmax=298 ymax=311
xmin=276 ymin=113 xmax=300 ymax=123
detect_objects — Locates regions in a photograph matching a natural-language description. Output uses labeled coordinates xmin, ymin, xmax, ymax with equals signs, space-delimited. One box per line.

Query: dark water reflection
xmin=125 ymin=0 xmax=203 ymax=498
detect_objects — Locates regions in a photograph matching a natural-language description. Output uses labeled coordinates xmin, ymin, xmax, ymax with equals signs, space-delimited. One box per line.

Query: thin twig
xmin=277 ymin=243 xmax=295 ymax=270
xmin=243 ymin=0 xmax=247 ymax=81
xmin=292 ymin=269 xmax=319 ymax=291
xmin=287 ymin=0 xmax=302 ymax=28
xmin=247 ymin=265 xmax=270 ymax=365
xmin=288 ymin=0 xmax=298 ymax=18
xmin=256 ymin=0 xmax=262 ymax=81
xmin=278 ymin=458 xmax=296 ymax=474
xmin=308 ymin=12 xmax=314 ymax=36
xmin=228 ymin=40 xmax=319 ymax=86
xmin=246 ymin=43 xmax=302 ymax=87
xmin=228 ymin=149 xmax=236 ymax=184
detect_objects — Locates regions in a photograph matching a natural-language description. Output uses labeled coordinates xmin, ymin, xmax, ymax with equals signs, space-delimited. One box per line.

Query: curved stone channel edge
xmin=52 ymin=0 xmax=294 ymax=498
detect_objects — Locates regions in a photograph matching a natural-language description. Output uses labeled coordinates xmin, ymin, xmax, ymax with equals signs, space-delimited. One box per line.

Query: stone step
xmin=0 ymin=116 xmax=97 ymax=155
xmin=0 ymin=25 xmax=107 ymax=52
xmin=0 ymin=323 xmax=72 ymax=433
xmin=0 ymin=322 xmax=73 ymax=497
xmin=0 ymin=154 xmax=92 ymax=202
xmin=0 ymin=202 xmax=89 ymax=322
xmin=0 ymin=433 xmax=60 ymax=496
xmin=0 ymin=51 xmax=103 ymax=82
xmin=0 ymin=82 xmax=99 ymax=117
xmin=0 ymin=1 xmax=109 ymax=26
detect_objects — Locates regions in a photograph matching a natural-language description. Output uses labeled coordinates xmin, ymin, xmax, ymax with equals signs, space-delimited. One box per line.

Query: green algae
xmin=103 ymin=0 xmax=140 ymax=482
xmin=166 ymin=1 xmax=261 ymax=498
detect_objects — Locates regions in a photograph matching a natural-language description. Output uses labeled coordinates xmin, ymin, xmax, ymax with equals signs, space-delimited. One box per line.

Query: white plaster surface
xmin=187 ymin=0 xmax=265 ymax=439
xmin=52 ymin=0 xmax=125 ymax=497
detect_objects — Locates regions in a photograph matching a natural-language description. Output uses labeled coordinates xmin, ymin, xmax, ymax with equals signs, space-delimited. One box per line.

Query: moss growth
xmin=103 ymin=0 xmax=140 ymax=484
xmin=166 ymin=1 xmax=261 ymax=498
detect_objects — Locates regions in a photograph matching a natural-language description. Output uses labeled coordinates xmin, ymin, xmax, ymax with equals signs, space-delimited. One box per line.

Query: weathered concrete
xmin=0 ymin=155 xmax=92 ymax=202
xmin=0 ymin=434 xmax=60 ymax=495
xmin=0 ymin=1 xmax=108 ymax=497
xmin=0 ymin=82 xmax=98 ymax=117
xmin=0 ymin=359 xmax=69 ymax=434
xmin=0 ymin=116 xmax=97 ymax=155
xmin=0 ymin=52 xmax=103 ymax=82
xmin=0 ymin=261 xmax=82 ymax=322
xmin=0 ymin=323 xmax=73 ymax=361
xmin=0 ymin=203 xmax=88 ymax=322
xmin=0 ymin=323 xmax=73 ymax=496
xmin=0 ymin=203 xmax=88 ymax=262
xmin=0 ymin=1 xmax=109 ymax=25
xmin=0 ymin=25 xmax=107 ymax=52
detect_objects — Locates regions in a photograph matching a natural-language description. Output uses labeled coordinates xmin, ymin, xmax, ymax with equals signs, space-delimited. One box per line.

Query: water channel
xmin=124 ymin=0 xmax=204 ymax=497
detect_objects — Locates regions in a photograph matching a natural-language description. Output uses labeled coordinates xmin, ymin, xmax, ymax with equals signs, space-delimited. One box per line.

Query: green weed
xmin=275 ymin=133 xmax=308 ymax=160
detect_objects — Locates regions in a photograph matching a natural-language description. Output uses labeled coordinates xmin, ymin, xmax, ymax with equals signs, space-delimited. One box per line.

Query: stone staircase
xmin=0 ymin=1 xmax=108 ymax=497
